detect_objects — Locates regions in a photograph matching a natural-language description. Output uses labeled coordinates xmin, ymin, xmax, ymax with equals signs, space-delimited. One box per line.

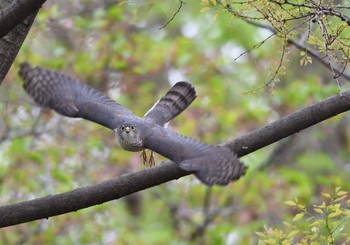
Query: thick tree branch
xmin=1 ymin=89 xmax=350 ymax=227
xmin=0 ymin=0 xmax=40 ymax=84
xmin=0 ymin=162 xmax=188 ymax=228
xmin=225 ymin=92 xmax=350 ymax=156
xmin=0 ymin=0 xmax=45 ymax=39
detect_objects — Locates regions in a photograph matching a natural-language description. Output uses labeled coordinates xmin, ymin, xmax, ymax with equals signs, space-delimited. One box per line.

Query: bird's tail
xmin=144 ymin=82 xmax=197 ymax=126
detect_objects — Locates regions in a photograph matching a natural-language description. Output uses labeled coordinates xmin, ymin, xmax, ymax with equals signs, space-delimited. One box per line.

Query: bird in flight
xmin=19 ymin=62 xmax=246 ymax=186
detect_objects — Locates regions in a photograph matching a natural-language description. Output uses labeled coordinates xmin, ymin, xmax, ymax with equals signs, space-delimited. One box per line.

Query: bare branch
xmin=265 ymin=37 xmax=288 ymax=91
xmin=234 ymin=32 xmax=276 ymax=61
xmin=0 ymin=0 xmax=45 ymax=39
xmin=159 ymin=0 xmax=185 ymax=30
xmin=0 ymin=0 xmax=40 ymax=84
xmin=2 ymin=89 xmax=350 ymax=227
xmin=225 ymin=91 xmax=350 ymax=157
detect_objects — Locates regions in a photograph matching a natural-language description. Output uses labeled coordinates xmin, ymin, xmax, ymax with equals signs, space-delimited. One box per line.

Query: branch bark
xmin=0 ymin=0 xmax=45 ymax=39
xmin=0 ymin=0 xmax=41 ymax=84
xmin=1 ymin=90 xmax=350 ymax=227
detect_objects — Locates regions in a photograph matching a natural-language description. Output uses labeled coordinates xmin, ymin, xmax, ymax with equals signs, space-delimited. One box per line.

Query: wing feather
xmin=143 ymin=124 xmax=246 ymax=186
xmin=19 ymin=62 xmax=136 ymax=130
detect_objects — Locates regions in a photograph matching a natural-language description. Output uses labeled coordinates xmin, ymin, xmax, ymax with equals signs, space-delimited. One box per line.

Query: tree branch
xmin=0 ymin=0 xmax=40 ymax=84
xmin=225 ymin=91 xmax=350 ymax=156
xmin=159 ymin=0 xmax=185 ymax=30
xmin=0 ymin=0 xmax=45 ymax=39
xmin=1 ymin=89 xmax=350 ymax=227
xmin=0 ymin=162 xmax=188 ymax=228
xmin=243 ymin=20 xmax=350 ymax=82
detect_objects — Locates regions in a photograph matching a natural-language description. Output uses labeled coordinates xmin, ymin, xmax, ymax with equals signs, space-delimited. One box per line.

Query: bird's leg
xmin=140 ymin=150 xmax=148 ymax=165
xmin=139 ymin=149 xmax=155 ymax=166
xmin=148 ymin=150 xmax=155 ymax=166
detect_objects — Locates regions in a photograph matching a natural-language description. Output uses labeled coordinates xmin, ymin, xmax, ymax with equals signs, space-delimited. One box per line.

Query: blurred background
xmin=1 ymin=0 xmax=350 ymax=244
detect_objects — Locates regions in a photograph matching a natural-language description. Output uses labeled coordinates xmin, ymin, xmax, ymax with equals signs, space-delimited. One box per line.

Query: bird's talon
xmin=140 ymin=150 xmax=148 ymax=165
xmin=148 ymin=150 xmax=155 ymax=167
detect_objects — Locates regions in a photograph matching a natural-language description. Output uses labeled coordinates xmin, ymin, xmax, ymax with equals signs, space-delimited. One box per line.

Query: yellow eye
xmin=120 ymin=125 xmax=125 ymax=131
xmin=131 ymin=125 xmax=136 ymax=130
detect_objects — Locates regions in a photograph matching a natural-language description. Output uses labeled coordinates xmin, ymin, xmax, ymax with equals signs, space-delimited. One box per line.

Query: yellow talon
xmin=139 ymin=149 xmax=155 ymax=167
xmin=140 ymin=150 xmax=148 ymax=165
xmin=148 ymin=150 xmax=155 ymax=166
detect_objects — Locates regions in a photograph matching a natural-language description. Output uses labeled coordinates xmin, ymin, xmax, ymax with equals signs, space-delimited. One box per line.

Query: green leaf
xmin=285 ymin=200 xmax=296 ymax=206
xmin=283 ymin=222 xmax=294 ymax=228
xmin=287 ymin=230 xmax=299 ymax=238
xmin=328 ymin=209 xmax=342 ymax=218
xmin=334 ymin=195 xmax=347 ymax=202
xmin=321 ymin=192 xmax=331 ymax=198
xmin=255 ymin=231 xmax=267 ymax=238
xmin=314 ymin=208 xmax=324 ymax=214
xmin=310 ymin=242 xmax=321 ymax=245
xmin=264 ymin=239 xmax=277 ymax=244
xmin=310 ymin=220 xmax=323 ymax=227
xmin=213 ymin=12 xmax=219 ymax=21
xmin=293 ymin=213 xmax=305 ymax=221
xmin=337 ymin=191 xmax=347 ymax=196
xmin=200 ymin=7 xmax=210 ymax=13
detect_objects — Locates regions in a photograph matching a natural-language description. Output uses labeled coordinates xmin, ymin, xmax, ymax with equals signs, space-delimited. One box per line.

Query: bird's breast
xmin=116 ymin=133 xmax=143 ymax=152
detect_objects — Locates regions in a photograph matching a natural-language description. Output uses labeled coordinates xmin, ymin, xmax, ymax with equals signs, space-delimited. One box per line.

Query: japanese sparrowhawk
xmin=19 ymin=62 xmax=246 ymax=186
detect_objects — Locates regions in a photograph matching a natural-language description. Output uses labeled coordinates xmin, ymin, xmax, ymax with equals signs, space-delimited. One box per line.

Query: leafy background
xmin=1 ymin=0 xmax=350 ymax=244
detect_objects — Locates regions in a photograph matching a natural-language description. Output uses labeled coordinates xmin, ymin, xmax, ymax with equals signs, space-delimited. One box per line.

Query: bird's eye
xmin=131 ymin=125 xmax=136 ymax=130
xmin=120 ymin=125 xmax=125 ymax=131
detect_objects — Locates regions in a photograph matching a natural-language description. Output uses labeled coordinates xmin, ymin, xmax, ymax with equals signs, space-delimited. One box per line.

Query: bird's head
xmin=114 ymin=124 xmax=143 ymax=152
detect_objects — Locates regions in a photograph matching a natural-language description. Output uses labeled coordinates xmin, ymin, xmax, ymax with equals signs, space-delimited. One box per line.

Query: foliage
xmin=201 ymin=0 xmax=350 ymax=92
xmin=256 ymin=188 xmax=350 ymax=244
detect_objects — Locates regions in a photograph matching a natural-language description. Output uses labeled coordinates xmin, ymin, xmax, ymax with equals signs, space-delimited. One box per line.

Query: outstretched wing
xmin=19 ymin=62 xmax=136 ymax=130
xmin=143 ymin=124 xmax=246 ymax=186
xmin=144 ymin=82 xmax=196 ymax=126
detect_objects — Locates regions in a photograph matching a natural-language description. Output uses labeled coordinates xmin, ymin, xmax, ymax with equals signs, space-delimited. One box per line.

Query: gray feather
xmin=19 ymin=62 xmax=136 ymax=130
xmin=143 ymin=125 xmax=246 ymax=186
xmin=144 ymin=82 xmax=196 ymax=126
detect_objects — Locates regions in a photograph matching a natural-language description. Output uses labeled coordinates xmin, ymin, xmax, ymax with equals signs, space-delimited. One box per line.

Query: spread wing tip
xmin=18 ymin=62 xmax=33 ymax=82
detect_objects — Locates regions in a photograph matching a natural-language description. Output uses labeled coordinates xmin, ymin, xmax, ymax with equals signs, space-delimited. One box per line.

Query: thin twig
xmin=159 ymin=0 xmax=185 ymax=30
xmin=267 ymin=37 xmax=288 ymax=87
xmin=233 ymin=32 xmax=276 ymax=61
xmin=315 ymin=15 xmax=342 ymax=92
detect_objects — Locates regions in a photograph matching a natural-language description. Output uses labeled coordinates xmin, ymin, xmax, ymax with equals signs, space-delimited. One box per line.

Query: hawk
xmin=19 ymin=62 xmax=246 ymax=186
